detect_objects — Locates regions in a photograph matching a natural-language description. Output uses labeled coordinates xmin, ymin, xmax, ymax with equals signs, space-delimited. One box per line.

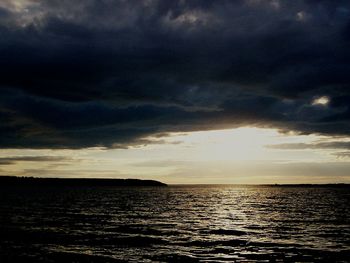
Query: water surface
xmin=0 ymin=185 xmax=349 ymax=262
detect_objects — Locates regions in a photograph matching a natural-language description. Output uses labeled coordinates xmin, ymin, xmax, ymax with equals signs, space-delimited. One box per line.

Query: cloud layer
xmin=0 ymin=156 xmax=69 ymax=165
xmin=0 ymin=0 xmax=349 ymax=148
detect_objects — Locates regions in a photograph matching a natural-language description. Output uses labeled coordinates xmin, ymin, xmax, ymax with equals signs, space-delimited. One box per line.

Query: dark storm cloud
xmin=0 ymin=0 xmax=349 ymax=148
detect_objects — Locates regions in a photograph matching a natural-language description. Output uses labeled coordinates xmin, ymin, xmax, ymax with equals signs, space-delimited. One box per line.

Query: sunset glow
xmin=1 ymin=127 xmax=349 ymax=184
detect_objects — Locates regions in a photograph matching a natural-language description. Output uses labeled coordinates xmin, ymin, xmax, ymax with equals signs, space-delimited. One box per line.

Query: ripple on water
xmin=0 ymin=185 xmax=349 ymax=262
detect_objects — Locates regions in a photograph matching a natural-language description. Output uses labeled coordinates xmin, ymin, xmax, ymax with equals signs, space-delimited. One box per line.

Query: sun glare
xmin=170 ymin=127 xmax=277 ymax=160
xmin=158 ymin=127 xmax=321 ymax=162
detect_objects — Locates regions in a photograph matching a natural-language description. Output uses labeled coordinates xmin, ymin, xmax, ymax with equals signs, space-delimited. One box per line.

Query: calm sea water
xmin=0 ymin=185 xmax=349 ymax=262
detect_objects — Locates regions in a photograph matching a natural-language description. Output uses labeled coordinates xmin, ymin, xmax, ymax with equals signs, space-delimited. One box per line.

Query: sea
xmin=0 ymin=185 xmax=349 ymax=262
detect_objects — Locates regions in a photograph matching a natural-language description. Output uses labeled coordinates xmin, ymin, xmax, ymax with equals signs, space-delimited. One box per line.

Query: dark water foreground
xmin=0 ymin=185 xmax=349 ymax=262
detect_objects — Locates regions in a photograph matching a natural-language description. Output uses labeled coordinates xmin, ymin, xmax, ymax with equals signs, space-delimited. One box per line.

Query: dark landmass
xmin=0 ymin=176 xmax=167 ymax=187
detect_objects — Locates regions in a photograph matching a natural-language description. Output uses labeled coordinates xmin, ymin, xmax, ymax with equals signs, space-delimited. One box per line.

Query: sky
xmin=0 ymin=0 xmax=349 ymax=184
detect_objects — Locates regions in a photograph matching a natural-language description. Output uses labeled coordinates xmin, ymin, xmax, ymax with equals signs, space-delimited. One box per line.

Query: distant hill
xmin=0 ymin=176 xmax=167 ymax=187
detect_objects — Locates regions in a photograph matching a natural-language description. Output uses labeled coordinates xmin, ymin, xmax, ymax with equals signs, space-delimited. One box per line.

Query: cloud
xmin=266 ymin=141 xmax=350 ymax=150
xmin=132 ymin=160 xmax=191 ymax=168
xmin=333 ymin=152 xmax=350 ymax=159
xmin=0 ymin=156 xmax=70 ymax=165
xmin=0 ymin=0 xmax=349 ymax=148
xmin=15 ymin=168 xmax=125 ymax=178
